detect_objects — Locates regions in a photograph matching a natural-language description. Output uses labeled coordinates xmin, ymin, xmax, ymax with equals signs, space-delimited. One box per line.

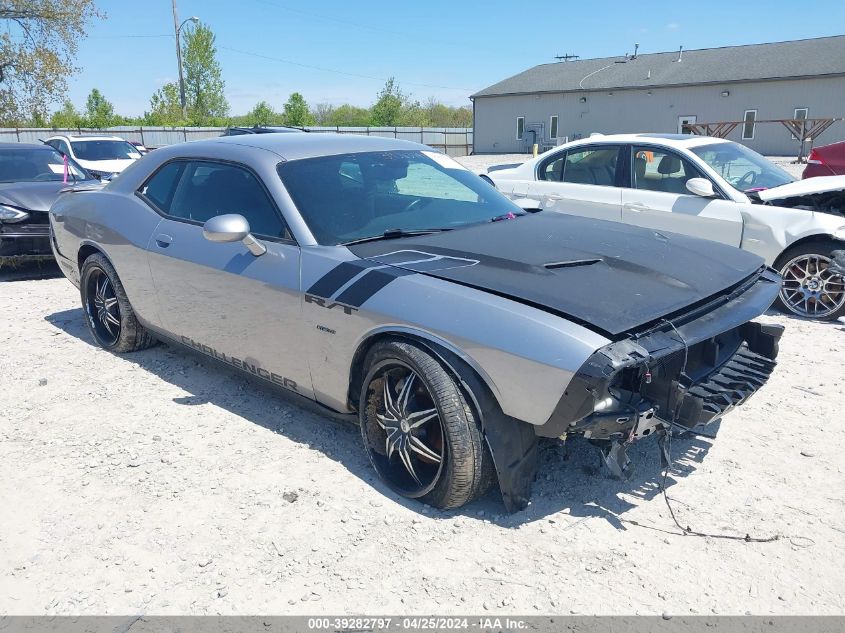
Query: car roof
xmin=0 ymin=142 xmax=56 ymax=151
xmin=228 ymin=126 xmax=307 ymax=134
xmin=188 ymin=133 xmax=427 ymax=161
xmin=47 ymin=134 xmax=129 ymax=141
xmin=562 ymin=133 xmax=728 ymax=150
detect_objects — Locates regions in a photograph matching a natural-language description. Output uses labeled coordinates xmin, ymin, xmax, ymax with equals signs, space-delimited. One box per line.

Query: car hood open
xmin=757 ymin=175 xmax=845 ymax=201
xmin=347 ymin=213 xmax=766 ymax=338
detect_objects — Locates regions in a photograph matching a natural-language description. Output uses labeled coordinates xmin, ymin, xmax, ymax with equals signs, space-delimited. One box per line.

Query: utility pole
xmin=171 ymin=1 xmax=198 ymax=121
xmin=171 ymin=0 xmax=186 ymax=120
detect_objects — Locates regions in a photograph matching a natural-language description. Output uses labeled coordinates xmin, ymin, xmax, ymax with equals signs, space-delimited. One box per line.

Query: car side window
xmin=139 ymin=161 xmax=186 ymax=213
xmin=632 ymin=147 xmax=702 ymax=195
xmin=167 ymin=161 xmax=288 ymax=239
xmin=562 ymin=146 xmax=620 ymax=186
xmin=539 ymin=153 xmax=565 ymax=181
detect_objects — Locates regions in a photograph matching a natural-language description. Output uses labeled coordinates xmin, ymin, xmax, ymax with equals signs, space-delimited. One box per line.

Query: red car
xmin=803 ymin=140 xmax=845 ymax=178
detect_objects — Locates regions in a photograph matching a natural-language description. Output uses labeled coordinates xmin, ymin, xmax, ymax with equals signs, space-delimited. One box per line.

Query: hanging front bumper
xmin=538 ymin=267 xmax=784 ymax=440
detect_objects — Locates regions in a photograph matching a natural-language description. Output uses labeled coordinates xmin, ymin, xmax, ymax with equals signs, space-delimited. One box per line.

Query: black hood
xmin=0 ymin=181 xmax=77 ymax=212
xmin=347 ymin=213 xmax=766 ymax=337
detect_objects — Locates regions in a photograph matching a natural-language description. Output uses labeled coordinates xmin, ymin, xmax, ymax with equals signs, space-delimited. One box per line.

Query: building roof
xmin=472 ymin=35 xmax=845 ymax=98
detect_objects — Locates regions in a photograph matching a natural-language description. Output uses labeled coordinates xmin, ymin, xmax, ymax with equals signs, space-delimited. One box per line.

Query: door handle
xmin=624 ymin=202 xmax=650 ymax=213
xmin=154 ymin=233 xmax=173 ymax=248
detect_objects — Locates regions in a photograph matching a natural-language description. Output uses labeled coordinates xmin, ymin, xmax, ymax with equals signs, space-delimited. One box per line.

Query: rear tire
xmin=80 ymin=253 xmax=156 ymax=352
xmin=773 ymin=241 xmax=845 ymax=320
xmin=359 ymin=340 xmax=494 ymax=510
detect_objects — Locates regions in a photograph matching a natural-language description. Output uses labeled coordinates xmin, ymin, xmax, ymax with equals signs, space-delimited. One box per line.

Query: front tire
xmin=80 ymin=253 xmax=156 ymax=352
xmin=359 ymin=340 xmax=494 ymax=509
xmin=774 ymin=241 xmax=845 ymax=320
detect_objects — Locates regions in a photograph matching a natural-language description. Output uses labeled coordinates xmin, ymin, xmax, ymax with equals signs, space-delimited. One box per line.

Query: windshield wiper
xmin=342 ymin=228 xmax=450 ymax=246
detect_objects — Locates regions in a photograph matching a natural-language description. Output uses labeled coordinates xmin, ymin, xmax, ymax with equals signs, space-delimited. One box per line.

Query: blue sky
xmin=66 ymin=0 xmax=845 ymax=117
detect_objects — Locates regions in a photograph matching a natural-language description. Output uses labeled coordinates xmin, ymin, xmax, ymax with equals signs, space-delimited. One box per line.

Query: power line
xmin=88 ymin=34 xmax=174 ymax=39
xmin=246 ymin=0 xmax=470 ymax=49
xmin=218 ymin=44 xmax=475 ymax=93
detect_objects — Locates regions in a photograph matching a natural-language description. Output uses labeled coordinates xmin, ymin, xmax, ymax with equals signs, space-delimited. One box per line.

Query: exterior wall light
xmin=721 ymin=90 xmax=730 ymax=97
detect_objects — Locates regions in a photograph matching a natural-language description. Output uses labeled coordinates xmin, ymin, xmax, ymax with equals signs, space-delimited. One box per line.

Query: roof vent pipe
xmin=677 ymin=45 xmax=683 ymax=62
xmin=633 ymin=43 xmax=639 ymax=59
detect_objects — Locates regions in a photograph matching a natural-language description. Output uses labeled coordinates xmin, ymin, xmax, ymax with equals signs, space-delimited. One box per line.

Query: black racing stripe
xmin=398 ymin=256 xmax=478 ymax=272
xmin=334 ymin=267 xmax=415 ymax=307
xmin=306 ymin=260 xmax=379 ymax=298
xmin=373 ymin=250 xmax=438 ymax=265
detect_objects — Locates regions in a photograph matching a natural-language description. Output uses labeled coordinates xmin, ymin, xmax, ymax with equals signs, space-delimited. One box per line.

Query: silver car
xmin=49 ymin=134 xmax=783 ymax=511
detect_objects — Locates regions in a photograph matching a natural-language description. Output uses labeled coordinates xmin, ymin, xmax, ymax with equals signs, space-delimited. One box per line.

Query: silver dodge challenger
xmin=49 ymin=134 xmax=784 ymax=511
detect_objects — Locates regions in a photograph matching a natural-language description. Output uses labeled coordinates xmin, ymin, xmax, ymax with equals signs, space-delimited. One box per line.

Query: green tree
xmin=327 ymin=103 xmax=371 ymax=126
xmin=282 ymin=92 xmax=314 ymax=127
xmin=49 ymin=99 xmax=82 ymax=128
xmin=84 ymin=88 xmax=116 ymax=128
xmin=246 ymin=100 xmax=278 ymax=126
xmin=0 ymin=1 xmax=103 ymax=124
xmin=371 ymin=77 xmax=408 ymax=126
xmin=181 ymin=22 xmax=228 ymax=124
xmin=145 ymin=82 xmax=184 ymax=126
xmin=29 ymin=108 xmax=47 ymax=126
xmin=420 ymin=97 xmax=472 ymax=127
xmin=397 ymin=100 xmax=427 ymax=126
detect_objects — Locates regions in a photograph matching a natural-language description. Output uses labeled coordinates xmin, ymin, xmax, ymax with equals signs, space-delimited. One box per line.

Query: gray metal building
xmin=471 ymin=36 xmax=845 ymax=155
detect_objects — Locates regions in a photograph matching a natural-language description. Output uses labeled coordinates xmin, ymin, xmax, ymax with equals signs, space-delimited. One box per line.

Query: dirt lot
xmin=1 ymin=262 xmax=843 ymax=617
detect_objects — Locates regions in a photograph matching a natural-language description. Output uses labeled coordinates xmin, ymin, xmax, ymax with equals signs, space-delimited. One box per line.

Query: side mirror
xmin=686 ymin=177 xmax=716 ymax=198
xmin=202 ymin=214 xmax=266 ymax=256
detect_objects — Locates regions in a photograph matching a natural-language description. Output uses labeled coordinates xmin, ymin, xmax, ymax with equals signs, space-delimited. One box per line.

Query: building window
xmin=742 ymin=110 xmax=757 ymax=140
xmin=792 ymin=108 xmax=808 ymax=139
xmin=549 ymin=115 xmax=559 ymax=140
xmin=516 ymin=117 xmax=525 ymax=141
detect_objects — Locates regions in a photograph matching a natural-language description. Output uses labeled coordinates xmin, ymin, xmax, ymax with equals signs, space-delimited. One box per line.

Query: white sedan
xmin=486 ymin=133 xmax=845 ymax=320
xmin=43 ymin=134 xmax=142 ymax=180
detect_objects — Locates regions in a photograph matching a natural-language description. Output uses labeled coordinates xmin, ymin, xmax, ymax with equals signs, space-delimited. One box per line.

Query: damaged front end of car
xmin=538 ymin=266 xmax=784 ymax=478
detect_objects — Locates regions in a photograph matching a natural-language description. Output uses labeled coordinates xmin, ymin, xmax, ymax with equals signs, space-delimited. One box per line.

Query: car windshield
xmin=690 ymin=141 xmax=794 ymax=192
xmin=71 ymin=140 xmax=141 ymax=161
xmin=277 ymin=150 xmax=522 ymax=245
xmin=0 ymin=148 xmax=90 ymax=183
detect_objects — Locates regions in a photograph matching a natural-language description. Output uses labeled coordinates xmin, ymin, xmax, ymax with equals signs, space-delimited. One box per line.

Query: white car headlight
xmin=0 ymin=205 xmax=29 ymax=223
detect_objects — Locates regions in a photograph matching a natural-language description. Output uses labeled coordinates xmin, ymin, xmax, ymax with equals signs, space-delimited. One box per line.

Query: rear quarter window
xmin=139 ymin=161 xmax=185 ymax=213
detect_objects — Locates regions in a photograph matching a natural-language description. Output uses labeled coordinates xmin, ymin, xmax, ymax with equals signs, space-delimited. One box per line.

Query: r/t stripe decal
xmin=306 ymin=260 xmax=380 ymax=298
xmin=334 ymin=267 xmax=415 ymax=307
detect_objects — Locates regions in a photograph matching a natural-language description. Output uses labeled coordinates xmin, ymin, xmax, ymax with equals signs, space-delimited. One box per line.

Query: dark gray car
xmin=0 ymin=143 xmax=93 ymax=261
xmin=49 ymin=133 xmax=783 ymax=511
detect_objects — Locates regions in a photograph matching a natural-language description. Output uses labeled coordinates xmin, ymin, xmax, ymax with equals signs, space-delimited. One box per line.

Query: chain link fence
xmin=0 ymin=126 xmax=473 ymax=156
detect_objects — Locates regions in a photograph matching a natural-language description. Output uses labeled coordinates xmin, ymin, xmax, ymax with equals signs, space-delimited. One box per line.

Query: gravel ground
xmin=1 ymin=267 xmax=844 ymax=616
